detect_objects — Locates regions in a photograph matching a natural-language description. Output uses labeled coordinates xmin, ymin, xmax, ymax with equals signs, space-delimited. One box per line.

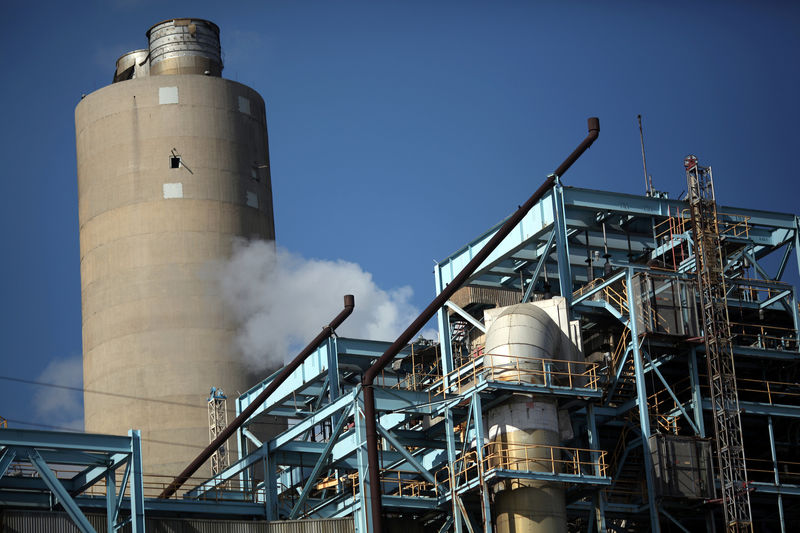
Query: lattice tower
xmin=685 ymin=156 xmax=752 ymax=532
xmin=208 ymin=388 xmax=230 ymax=478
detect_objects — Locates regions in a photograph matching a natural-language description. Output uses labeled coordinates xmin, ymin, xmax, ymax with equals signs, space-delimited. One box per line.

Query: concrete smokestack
xmin=75 ymin=19 xmax=279 ymax=478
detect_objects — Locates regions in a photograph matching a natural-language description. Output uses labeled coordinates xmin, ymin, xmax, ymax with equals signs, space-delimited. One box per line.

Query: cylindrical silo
xmin=75 ymin=18 xmax=280 ymax=479
xmin=484 ymin=304 xmax=568 ymax=533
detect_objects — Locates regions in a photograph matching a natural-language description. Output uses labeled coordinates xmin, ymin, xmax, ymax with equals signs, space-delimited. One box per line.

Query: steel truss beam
xmin=0 ymin=429 xmax=144 ymax=533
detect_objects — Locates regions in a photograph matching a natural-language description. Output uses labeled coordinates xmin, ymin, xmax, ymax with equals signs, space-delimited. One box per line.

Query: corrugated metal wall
xmin=0 ymin=511 xmax=354 ymax=533
xmin=1 ymin=510 xmax=105 ymax=533
xmin=269 ymin=518 xmax=354 ymax=533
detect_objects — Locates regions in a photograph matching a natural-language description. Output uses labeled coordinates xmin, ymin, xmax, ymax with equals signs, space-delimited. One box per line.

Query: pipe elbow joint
xmin=587 ymin=117 xmax=600 ymax=136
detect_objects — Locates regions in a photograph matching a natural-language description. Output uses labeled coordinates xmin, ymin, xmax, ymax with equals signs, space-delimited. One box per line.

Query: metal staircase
xmin=685 ymin=156 xmax=752 ymax=532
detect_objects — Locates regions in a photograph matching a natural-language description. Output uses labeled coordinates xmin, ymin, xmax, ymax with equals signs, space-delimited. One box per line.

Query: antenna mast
xmin=638 ymin=115 xmax=653 ymax=195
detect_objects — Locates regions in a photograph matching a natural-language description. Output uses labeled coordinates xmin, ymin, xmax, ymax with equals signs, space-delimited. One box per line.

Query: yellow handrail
xmin=433 ymin=354 xmax=600 ymax=396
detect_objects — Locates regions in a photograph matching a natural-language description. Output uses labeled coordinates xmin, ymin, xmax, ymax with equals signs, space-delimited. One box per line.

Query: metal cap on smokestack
xmin=146 ymin=18 xmax=223 ymax=76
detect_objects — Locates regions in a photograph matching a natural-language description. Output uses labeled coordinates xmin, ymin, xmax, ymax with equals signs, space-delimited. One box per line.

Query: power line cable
xmin=0 ymin=375 xmax=212 ymax=410
xmin=3 ymin=418 xmax=209 ymax=450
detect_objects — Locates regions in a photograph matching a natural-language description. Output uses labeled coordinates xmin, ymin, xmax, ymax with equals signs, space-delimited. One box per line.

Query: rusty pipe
xmin=362 ymin=118 xmax=599 ymax=533
xmin=159 ymin=294 xmax=355 ymax=499
xmin=554 ymin=117 xmax=600 ymax=178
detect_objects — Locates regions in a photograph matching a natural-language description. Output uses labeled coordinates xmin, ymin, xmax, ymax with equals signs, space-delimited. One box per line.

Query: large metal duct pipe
xmin=485 ymin=304 xmax=567 ymax=533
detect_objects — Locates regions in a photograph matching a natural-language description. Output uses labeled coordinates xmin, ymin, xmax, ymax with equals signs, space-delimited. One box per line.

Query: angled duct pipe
xmin=160 ymin=295 xmax=355 ymax=499
xmin=362 ymin=118 xmax=599 ymax=533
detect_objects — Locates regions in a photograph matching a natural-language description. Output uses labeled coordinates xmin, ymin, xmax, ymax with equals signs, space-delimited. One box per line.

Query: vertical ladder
xmin=685 ymin=156 xmax=752 ymax=532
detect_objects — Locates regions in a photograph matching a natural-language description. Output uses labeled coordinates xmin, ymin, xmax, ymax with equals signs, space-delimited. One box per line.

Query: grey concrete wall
xmin=75 ymin=74 xmax=278 ymax=478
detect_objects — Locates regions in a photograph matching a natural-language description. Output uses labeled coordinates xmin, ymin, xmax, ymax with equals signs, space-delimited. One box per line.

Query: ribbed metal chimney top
xmin=146 ymin=18 xmax=222 ymax=77
xmin=112 ymin=18 xmax=224 ymax=83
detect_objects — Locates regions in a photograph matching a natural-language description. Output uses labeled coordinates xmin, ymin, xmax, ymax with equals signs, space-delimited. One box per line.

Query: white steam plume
xmin=33 ymin=355 xmax=84 ymax=431
xmin=220 ymin=240 xmax=424 ymax=370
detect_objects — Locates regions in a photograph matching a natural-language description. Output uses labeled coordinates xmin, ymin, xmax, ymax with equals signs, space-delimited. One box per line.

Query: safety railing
xmin=654 ymin=209 xmax=689 ymax=242
xmin=573 ymin=277 xmax=629 ymax=316
xmin=745 ymin=457 xmax=800 ymax=485
xmin=141 ymin=473 xmax=260 ymax=501
xmin=485 ymin=443 xmax=607 ymax=477
xmin=383 ymin=343 xmax=443 ymax=392
xmin=730 ymin=376 xmax=800 ymax=407
xmin=718 ymin=212 xmax=751 ymax=238
xmin=608 ymin=423 xmax=631 ymax=481
xmin=443 ymin=443 xmax=607 ymax=486
xmin=350 ymin=469 xmax=438 ymax=500
xmin=729 ymin=279 xmax=793 ymax=305
xmin=3 ymin=464 xmax=260 ymax=502
xmin=652 ymin=209 xmax=750 ymax=272
xmin=433 ymin=353 xmax=599 ymax=397
xmin=647 ymin=375 xmax=693 ymax=433
xmin=654 ymin=209 xmax=750 ymax=242
xmin=605 ymin=477 xmax=646 ymax=504
xmin=689 ymin=373 xmax=800 ymax=409
xmin=610 ymin=328 xmax=631 ymax=373
xmin=728 ymin=321 xmax=798 ymax=351
xmin=390 ymin=365 xmax=442 ymax=392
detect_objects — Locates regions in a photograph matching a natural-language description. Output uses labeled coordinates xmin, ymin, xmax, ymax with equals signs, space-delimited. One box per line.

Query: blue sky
xmin=1 ymin=1 xmax=798 ymax=431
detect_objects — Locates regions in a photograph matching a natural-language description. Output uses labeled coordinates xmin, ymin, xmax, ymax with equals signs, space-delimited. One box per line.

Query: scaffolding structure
xmin=181 ymin=168 xmax=800 ymax=532
xmin=686 ymin=156 xmax=752 ymax=531
xmin=208 ymin=387 xmax=231 ymax=478
xmin=4 ymin=163 xmax=799 ymax=532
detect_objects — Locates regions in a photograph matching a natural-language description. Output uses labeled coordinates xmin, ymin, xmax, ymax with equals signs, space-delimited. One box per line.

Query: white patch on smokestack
xmin=220 ymin=239 xmax=420 ymax=370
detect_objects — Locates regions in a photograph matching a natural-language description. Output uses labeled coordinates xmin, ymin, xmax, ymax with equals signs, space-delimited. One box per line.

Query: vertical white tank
xmin=75 ymin=18 xmax=279 ymax=478
xmin=484 ymin=301 xmax=578 ymax=533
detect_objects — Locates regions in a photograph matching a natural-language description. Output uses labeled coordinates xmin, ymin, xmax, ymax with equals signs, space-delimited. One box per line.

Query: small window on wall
xmin=238 ymin=96 xmax=251 ymax=115
xmin=170 ymin=156 xmax=181 ymax=169
xmin=246 ymin=191 xmax=258 ymax=208
xmin=251 ymin=167 xmax=260 ymax=182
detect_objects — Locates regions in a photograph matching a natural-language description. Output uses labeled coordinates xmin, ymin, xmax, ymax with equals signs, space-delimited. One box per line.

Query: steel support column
xmin=587 ymin=403 xmax=607 ymax=533
xmin=436 ymin=262 xmax=461 ymax=532
xmin=626 ymin=269 xmax=661 ymax=533
xmin=792 ymin=292 xmax=800 ymax=347
xmin=436 ymin=266 xmax=456 ymax=376
xmin=470 ymin=392 xmax=493 ymax=533
xmin=265 ymin=451 xmax=277 ymax=520
xmin=105 ymin=470 xmax=116 ymax=533
xmin=445 ymin=411 xmax=463 ymax=533
xmin=794 ymin=217 xmax=800 ymax=280
xmin=554 ymin=180 xmax=573 ymax=308
xmin=128 ymin=430 xmax=144 ymax=533
xmin=767 ymin=416 xmax=786 ymax=533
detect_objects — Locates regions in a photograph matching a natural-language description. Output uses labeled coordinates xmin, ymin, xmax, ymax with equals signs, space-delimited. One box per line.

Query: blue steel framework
xmin=8 ymin=182 xmax=797 ymax=532
xmin=434 ymin=182 xmax=800 ymax=532
xmin=201 ymin=182 xmax=800 ymax=531
xmin=191 ymin=336 xmax=609 ymax=532
xmin=0 ymin=429 xmax=145 ymax=533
